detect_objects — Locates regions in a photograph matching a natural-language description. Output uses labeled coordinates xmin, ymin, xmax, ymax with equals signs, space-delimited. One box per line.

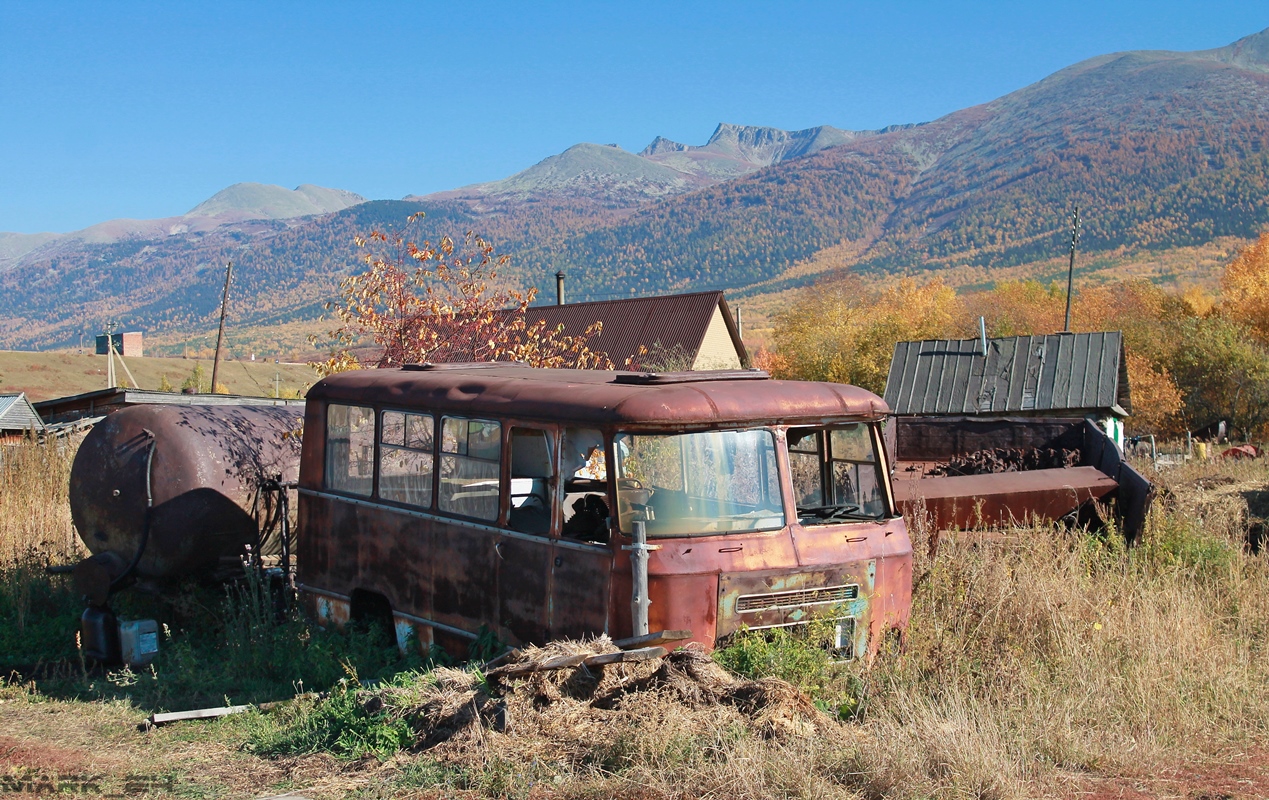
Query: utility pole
xmin=104 ymin=322 xmax=115 ymax=389
xmin=210 ymin=262 xmax=233 ymax=394
xmin=1063 ymin=206 xmax=1080 ymax=333
xmin=110 ymin=332 xmax=139 ymax=389
xmin=274 ymin=372 xmax=280 ymax=399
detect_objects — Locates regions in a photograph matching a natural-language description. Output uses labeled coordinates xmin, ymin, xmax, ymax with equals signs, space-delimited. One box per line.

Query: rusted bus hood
xmin=640 ymin=517 xmax=909 ymax=574
xmin=627 ymin=517 xmax=912 ymax=652
xmin=716 ymin=564 xmax=875 ymax=656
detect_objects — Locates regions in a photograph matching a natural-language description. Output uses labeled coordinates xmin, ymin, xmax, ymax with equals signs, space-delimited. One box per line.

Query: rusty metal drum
xmin=70 ymin=404 xmax=303 ymax=581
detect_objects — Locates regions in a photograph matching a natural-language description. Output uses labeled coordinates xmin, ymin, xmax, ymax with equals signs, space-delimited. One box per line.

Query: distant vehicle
xmin=297 ymin=364 xmax=913 ymax=659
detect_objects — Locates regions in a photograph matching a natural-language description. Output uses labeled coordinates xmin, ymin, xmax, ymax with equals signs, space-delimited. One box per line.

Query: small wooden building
xmin=884 ymin=331 xmax=1131 ymax=447
xmin=95 ymin=331 xmax=143 ymax=358
xmin=525 ymin=291 xmax=749 ymax=371
xmin=0 ymin=392 xmax=46 ymax=440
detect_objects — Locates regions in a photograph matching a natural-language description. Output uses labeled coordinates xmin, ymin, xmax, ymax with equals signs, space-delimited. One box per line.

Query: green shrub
xmin=714 ymin=615 xmax=865 ymax=719
xmin=245 ymin=680 xmax=413 ymax=760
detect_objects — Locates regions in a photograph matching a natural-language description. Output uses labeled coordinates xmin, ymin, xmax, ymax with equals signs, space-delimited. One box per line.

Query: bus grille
xmin=735 ymin=584 xmax=859 ymax=613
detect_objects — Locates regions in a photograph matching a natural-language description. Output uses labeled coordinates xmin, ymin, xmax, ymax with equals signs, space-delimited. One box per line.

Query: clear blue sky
xmin=1 ymin=1 xmax=1266 ymax=233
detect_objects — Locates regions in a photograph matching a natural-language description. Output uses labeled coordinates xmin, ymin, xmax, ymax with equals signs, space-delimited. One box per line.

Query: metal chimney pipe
xmin=979 ymin=316 xmax=987 ymax=357
xmin=555 ymin=271 xmax=565 ymax=305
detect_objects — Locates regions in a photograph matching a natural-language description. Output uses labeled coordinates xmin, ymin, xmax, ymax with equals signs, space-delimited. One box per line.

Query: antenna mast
xmin=1063 ymin=206 xmax=1080 ymax=333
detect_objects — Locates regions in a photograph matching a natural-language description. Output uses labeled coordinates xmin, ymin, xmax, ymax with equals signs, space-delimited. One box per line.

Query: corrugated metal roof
xmin=884 ymin=332 xmax=1131 ymax=417
xmin=0 ymin=392 xmax=46 ymax=432
xmin=522 ymin=291 xmax=747 ymax=368
xmin=33 ymin=388 xmax=305 ymax=424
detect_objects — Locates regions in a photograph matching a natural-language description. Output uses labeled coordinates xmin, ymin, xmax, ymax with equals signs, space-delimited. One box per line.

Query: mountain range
xmin=417 ymin=123 xmax=883 ymax=207
xmin=3 ymin=27 xmax=1269 ymax=353
xmin=0 ymin=183 xmax=364 ymax=268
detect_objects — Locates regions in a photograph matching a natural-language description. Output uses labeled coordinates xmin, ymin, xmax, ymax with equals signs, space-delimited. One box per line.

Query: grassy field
xmin=2 ymin=436 xmax=1268 ymax=799
xmin=0 ymin=350 xmax=317 ymax=403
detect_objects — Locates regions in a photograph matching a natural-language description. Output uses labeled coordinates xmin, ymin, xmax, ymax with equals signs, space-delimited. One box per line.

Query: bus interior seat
xmin=509 ymin=476 xmax=551 ymax=535
xmin=562 ymin=492 xmax=609 ymax=543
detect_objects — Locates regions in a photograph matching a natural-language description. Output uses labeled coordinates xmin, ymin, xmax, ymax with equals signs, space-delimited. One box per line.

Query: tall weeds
xmin=829 ymin=462 xmax=1269 ymax=797
xmin=0 ymin=436 xmax=83 ymax=667
xmin=0 ymin=435 xmax=81 ymax=565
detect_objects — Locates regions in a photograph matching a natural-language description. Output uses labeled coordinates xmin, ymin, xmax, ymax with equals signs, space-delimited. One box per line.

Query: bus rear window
xmin=614 ymin=429 xmax=784 ymax=537
xmin=326 ymin=404 xmax=374 ymax=496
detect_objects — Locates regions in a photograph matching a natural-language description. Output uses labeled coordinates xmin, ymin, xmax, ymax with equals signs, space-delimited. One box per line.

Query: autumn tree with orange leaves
xmin=766 ymin=276 xmax=960 ymax=393
xmin=313 ymin=214 xmax=612 ymax=376
xmin=1222 ymin=230 xmax=1269 ymax=345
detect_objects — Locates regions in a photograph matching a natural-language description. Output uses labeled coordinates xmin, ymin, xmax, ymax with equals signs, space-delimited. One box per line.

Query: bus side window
xmin=379 ymin=411 xmax=434 ymax=508
xmin=507 ymin=428 xmax=553 ymax=536
xmin=561 ymin=427 xmax=609 ymax=544
xmin=439 ymin=417 xmax=501 ymax=521
xmin=326 ymin=403 xmax=374 ymax=496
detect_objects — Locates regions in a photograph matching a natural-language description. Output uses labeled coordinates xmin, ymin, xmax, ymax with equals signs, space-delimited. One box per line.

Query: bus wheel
xmin=349 ymin=589 xmax=394 ymax=647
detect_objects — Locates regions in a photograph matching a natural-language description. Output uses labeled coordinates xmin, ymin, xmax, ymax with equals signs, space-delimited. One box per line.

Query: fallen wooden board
xmin=486 ymin=652 xmax=589 ymax=679
xmin=582 ymin=646 xmax=667 ymax=666
xmin=481 ymin=647 xmax=521 ymax=671
xmin=612 ymin=629 xmax=691 ymax=649
xmin=149 ymin=705 xmax=251 ymax=726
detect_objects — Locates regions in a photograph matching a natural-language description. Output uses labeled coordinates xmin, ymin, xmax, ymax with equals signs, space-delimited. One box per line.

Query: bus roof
xmin=308 ymin=365 xmax=888 ymax=428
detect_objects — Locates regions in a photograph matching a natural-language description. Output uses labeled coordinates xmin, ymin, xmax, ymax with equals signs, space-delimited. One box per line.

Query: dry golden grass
xmin=0 ymin=435 xmax=82 ymax=566
xmin=0 ymin=349 xmax=316 ymax=402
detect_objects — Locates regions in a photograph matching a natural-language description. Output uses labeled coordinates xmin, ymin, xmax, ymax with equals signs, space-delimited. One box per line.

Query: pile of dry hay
xmin=364 ymin=637 xmax=844 ymax=767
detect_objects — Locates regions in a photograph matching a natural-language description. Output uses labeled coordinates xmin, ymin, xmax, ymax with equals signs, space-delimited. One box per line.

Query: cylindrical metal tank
xmin=70 ymin=404 xmax=304 ymax=581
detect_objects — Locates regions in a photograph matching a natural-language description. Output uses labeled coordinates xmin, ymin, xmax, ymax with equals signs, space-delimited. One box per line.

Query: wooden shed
xmin=884 ymin=332 xmax=1131 ymax=447
xmin=0 ymin=392 xmax=46 ymax=440
xmin=524 ymin=291 xmax=749 ymax=371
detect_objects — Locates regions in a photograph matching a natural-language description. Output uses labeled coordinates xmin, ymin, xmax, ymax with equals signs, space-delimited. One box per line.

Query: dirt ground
xmin=1070 ymin=751 xmax=1269 ymax=800
xmin=3 ymin=680 xmax=1268 ymax=799
xmin=0 ymin=691 xmax=361 ymax=799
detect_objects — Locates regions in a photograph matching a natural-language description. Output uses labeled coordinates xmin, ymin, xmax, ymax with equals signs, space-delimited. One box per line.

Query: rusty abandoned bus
xmin=297 ymin=364 xmax=913 ymax=659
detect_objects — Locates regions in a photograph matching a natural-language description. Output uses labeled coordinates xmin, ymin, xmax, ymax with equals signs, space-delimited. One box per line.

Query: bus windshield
xmin=614 ymin=429 xmax=785 ymax=537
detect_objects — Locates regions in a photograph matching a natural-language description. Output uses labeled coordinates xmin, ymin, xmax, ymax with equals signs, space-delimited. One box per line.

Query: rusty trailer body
xmin=888 ymin=416 xmax=1153 ymax=541
xmin=297 ymin=365 xmax=913 ymax=658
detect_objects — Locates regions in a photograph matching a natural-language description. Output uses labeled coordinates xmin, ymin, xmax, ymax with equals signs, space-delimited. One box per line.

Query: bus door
xmin=499 ymin=426 xmax=556 ymax=644
xmin=434 ymin=415 xmax=502 ymax=639
xmin=550 ymin=427 xmax=613 ymax=639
